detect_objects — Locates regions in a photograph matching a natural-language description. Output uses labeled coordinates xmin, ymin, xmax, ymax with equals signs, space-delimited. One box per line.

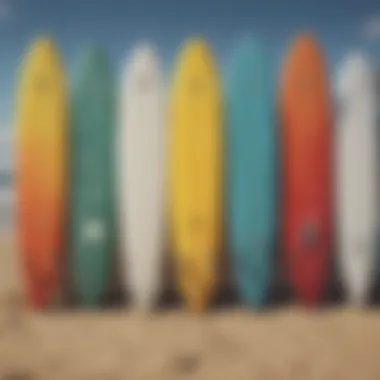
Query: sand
xmin=0 ymin=230 xmax=379 ymax=380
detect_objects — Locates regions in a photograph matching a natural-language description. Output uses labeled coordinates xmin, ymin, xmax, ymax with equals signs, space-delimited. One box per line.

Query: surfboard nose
xmin=28 ymin=35 xmax=56 ymax=56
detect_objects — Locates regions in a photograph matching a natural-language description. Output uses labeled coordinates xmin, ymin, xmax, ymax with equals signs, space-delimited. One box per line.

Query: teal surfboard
xmin=226 ymin=38 xmax=276 ymax=307
xmin=70 ymin=47 xmax=115 ymax=306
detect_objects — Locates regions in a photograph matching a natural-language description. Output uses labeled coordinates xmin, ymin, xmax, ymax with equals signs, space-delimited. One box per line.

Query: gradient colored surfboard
xmin=70 ymin=47 xmax=115 ymax=306
xmin=15 ymin=36 xmax=67 ymax=309
xmin=226 ymin=37 xmax=276 ymax=307
xmin=279 ymin=33 xmax=332 ymax=305
xmin=169 ymin=39 xmax=222 ymax=312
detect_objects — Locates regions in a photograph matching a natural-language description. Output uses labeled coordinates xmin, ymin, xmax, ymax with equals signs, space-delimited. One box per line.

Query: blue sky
xmin=0 ymin=0 xmax=380 ymax=170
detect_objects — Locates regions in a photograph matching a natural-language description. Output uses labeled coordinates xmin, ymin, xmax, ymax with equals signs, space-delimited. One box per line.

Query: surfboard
xmin=279 ymin=33 xmax=332 ymax=306
xmin=225 ymin=37 xmax=276 ymax=307
xmin=119 ymin=43 xmax=165 ymax=309
xmin=335 ymin=52 xmax=378 ymax=305
xmin=169 ymin=38 xmax=222 ymax=312
xmin=70 ymin=47 xmax=115 ymax=306
xmin=15 ymin=36 xmax=67 ymax=309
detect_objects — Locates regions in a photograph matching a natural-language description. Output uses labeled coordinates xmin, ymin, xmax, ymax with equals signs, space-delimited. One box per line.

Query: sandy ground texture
xmin=0 ymin=230 xmax=380 ymax=380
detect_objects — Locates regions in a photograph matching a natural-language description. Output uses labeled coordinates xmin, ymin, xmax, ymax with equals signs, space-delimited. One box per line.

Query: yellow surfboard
xmin=15 ymin=36 xmax=67 ymax=308
xmin=169 ymin=38 xmax=222 ymax=312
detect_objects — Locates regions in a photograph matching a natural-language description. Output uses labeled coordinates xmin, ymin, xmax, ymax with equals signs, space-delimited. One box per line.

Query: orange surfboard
xmin=279 ymin=33 xmax=332 ymax=305
xmin=15 ymin=37 xmax=67 ymax=309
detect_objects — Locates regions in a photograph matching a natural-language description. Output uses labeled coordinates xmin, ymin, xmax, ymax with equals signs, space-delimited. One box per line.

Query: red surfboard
xmin=279 ymin=33 xmax=332 ymax=305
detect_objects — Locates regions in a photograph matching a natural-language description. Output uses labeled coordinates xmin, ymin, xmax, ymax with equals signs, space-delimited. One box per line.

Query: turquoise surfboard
xmin=70 ymin=47 xmax=115 ymax=306
xmin=225 ymin=38 xmax=276 ymax=307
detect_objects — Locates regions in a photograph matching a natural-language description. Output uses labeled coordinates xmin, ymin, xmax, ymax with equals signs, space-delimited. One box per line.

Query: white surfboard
xmin=119 ymin=43 xmax=165 ymax=309
xmin=335 ymin=52 xmax=378 ymax=305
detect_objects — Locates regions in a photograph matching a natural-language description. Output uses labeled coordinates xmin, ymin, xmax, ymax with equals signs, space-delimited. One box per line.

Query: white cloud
xmin=363 ymin=15 xmax=380 ymax=41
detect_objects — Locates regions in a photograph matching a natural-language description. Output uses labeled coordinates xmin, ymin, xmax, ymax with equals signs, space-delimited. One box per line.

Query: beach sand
xmin=0 ymin=230 xmax=379 ymax=380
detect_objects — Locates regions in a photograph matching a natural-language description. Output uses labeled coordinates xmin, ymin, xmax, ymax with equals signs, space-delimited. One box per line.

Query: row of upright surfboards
xmin=15 ymin=31 xmax=378 ymax=311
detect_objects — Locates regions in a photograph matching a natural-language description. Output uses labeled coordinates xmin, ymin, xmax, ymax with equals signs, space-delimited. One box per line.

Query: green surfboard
xmin=70 ymin=47 xmax=115 ymax=306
